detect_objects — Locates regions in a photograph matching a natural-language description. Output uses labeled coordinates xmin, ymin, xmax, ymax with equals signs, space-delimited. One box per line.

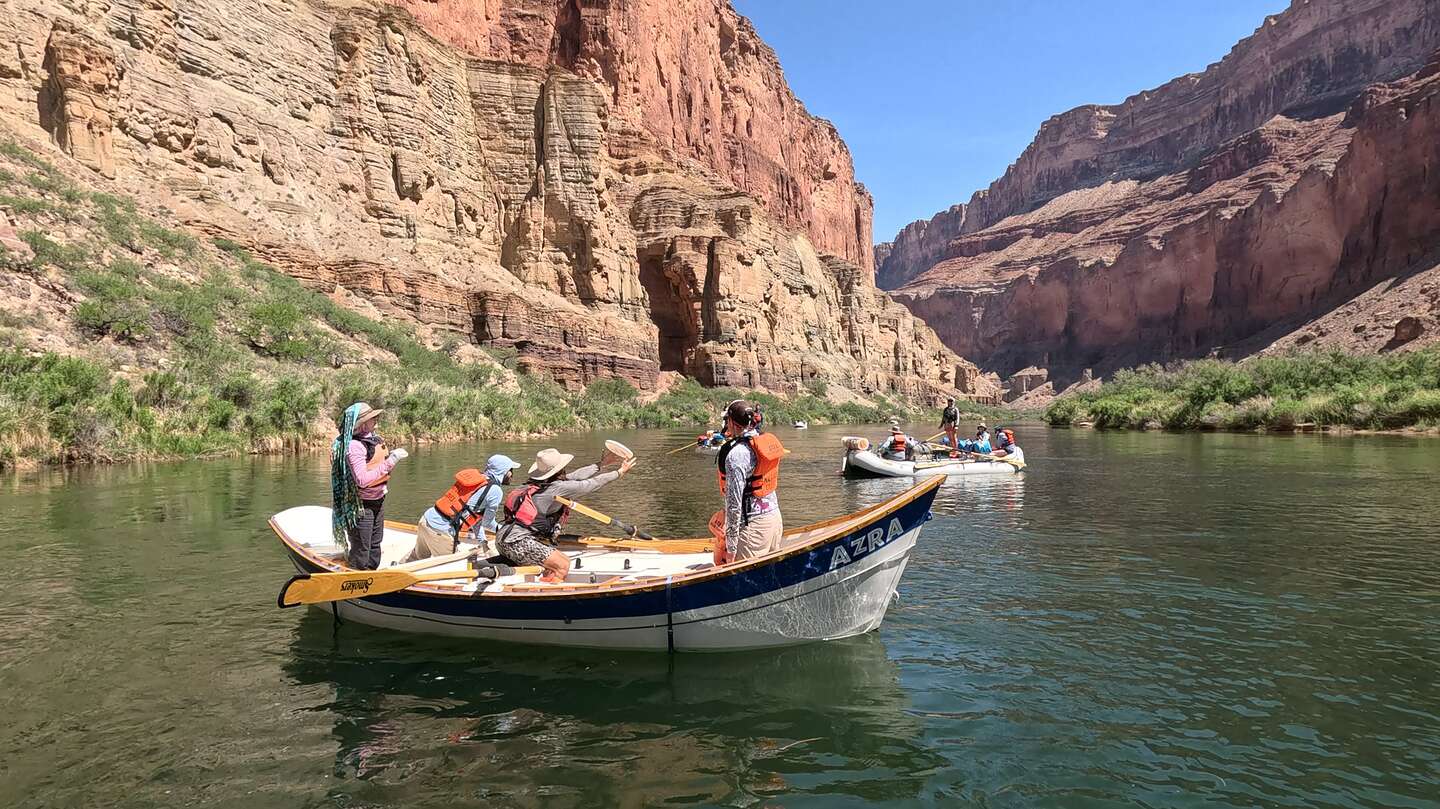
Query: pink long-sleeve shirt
xmin=347 ymin=436 xmax=397 ymax=501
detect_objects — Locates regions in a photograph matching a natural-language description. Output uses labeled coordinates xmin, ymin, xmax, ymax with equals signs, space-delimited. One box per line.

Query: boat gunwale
xmin=270 ymin=475 xmax=942 ymax=602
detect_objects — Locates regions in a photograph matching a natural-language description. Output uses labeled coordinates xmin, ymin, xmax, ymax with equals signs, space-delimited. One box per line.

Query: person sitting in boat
xmin=991 ymin=426 xmax=1024 ymax=462
xmin=714 ymin=399 xmax=785 ymax=565
xmin=497 ymin=448 xmax=636 ymax=583
xmin=878 ymin=426 xmax=917 ymax=462
xmin=960 ymin=423 xmax=992 ymax=454
xmin=402 ymin=453 xmax=521 ymax=563
xmin=331 ymin=402 xmax=408 ymax=570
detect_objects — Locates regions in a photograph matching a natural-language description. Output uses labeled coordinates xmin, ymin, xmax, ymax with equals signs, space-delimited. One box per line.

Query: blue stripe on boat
xmin=291 ymin=493 xmax=935 ymax=622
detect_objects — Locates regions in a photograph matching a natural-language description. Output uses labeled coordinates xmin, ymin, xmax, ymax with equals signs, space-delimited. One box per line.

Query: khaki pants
xmin=733 ymin=510 xmax=784 ymax=560
xmin=402 ymin=520 xmax=457 ymax=564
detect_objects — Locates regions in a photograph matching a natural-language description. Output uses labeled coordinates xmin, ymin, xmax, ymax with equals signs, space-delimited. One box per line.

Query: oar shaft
xmin=555 ymin=496 xmax=655 ymax=540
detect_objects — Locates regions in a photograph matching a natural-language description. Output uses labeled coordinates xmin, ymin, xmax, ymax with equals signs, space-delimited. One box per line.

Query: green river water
xmin=1 ymin=425 xmax=1437 ymax=808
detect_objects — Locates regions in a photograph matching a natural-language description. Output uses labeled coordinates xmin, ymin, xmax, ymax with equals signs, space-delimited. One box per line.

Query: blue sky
xmin=732 ymin=0 xmax=1290 ymax=243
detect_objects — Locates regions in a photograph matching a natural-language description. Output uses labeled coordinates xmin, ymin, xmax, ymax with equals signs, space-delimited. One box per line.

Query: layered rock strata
xmin=0 ymin=0 xmax=984 ymax=401
xmin=882 ymin=0 xmax=1440 ymax=379
xmin=893 ymin=53 xmax=1440 ymax=379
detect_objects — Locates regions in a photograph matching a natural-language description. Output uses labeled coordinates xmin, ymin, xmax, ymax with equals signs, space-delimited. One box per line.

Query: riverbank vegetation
xmin=1043 ymin=350 xmax=1440 ymax=432
xmin=0 ymin=138 xmax=923 ymax=469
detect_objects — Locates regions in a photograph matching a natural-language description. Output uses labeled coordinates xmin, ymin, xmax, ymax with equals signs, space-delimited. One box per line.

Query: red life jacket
xmin=716 ymin=432 xmax=784 ymax=522
xmin=891 ymin=433 xmax=906 ymax=453
xmin=433 ymin=469 xmax=491 ymax=536
xmin=502 ymin=483 xmax=568 ymax=539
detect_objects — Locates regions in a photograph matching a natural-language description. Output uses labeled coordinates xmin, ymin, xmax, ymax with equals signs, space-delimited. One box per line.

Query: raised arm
xmin=346 ymin=440 xmax=396 ymax=489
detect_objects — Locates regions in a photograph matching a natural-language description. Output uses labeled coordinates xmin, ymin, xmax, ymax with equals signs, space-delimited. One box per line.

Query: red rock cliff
xmin=390 ymin=0 xmax=874 ymax=271
xmin=0 ymin=0 xmax=983 ymax=402
xmin=894 ymin=52 xmax=1440 ymax=379
xmin=880 ymin=0 xmax=1440 ymax=291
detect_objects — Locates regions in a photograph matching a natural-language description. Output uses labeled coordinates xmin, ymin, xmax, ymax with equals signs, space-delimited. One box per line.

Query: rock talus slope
xmin=883 ymin=0 xmax=1440 ymax=384
xmin=0 ymin=0 xmax=985 ymax=402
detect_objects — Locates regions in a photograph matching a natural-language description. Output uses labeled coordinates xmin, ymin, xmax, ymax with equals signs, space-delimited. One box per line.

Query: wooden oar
xmin=976 ymin=452 xmax=1026 ymax=470
xmin=665 ymin=441 xmax=700 ymax=455
xmin=555 ymin=496 xmax=655 ymax=540
xmin=278 ymin=563 xmax=540 ymax=607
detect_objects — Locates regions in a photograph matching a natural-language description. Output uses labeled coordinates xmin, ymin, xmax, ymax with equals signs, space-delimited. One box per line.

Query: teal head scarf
xmin=330 ymin=403 xmax=364 ymax=546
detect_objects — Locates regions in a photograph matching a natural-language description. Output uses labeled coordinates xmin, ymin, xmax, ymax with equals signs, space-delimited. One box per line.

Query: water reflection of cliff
xmin=284 ymin=614 xmax=937 ymax=807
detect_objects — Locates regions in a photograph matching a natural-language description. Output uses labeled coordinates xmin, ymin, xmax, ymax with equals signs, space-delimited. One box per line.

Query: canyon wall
xmin=880 ymin=0 xmax=1440 ymax=290
xmin=893 ymin=54 xmax=1440 ymax=379
xmin=0 ymin=0 xmax=984 ymax=401
xmin=881 ymin=0 xmax=1440 ymax=381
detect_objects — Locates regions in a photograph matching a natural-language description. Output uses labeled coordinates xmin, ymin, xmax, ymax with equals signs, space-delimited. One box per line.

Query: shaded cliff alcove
xmin=638 ymin=248 xmax=699 ymax=373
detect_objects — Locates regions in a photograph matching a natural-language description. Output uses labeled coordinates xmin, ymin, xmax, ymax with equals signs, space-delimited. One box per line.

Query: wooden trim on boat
xmin=271 ymin=476 xmax=943 ymax=601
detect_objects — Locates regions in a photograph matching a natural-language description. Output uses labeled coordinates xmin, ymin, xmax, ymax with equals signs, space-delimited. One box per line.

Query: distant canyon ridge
xmin=879 ymin=0 xmax=1440 ymax=403
xmin=0 ymin=0 xmax=994 ymax=404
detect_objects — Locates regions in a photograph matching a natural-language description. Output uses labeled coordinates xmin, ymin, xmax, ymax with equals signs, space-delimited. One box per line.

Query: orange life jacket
xmin=1001 ymin=428 xmax=1016 ymax=446
xmin=434 ymin=468 xmax=492 ymax=536
xmin=716 ymin=432 xmax=784 ymax=520
xmin=891 ymin=433 xmax=906 ymax=452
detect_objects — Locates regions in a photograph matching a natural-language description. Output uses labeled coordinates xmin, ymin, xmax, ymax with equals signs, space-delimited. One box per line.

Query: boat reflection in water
xmin=284 ymin=614 xmax=937 ymax=806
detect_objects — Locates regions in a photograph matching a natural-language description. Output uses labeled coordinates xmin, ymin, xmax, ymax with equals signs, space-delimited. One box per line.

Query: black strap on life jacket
xmin=445 ymin=483 xmax=494 ymax=547
xmin=356 ymin=432 xmax=383 ymax=461
xmin=718 ymin=435 xmax=761 ymax=525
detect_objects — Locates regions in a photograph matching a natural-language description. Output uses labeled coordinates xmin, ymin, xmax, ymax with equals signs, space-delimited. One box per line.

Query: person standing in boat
xmin=332 ymin=402 xmax=408 ymax=570
xmin=713 ymin=399 xmax=786 ymax=565
xmin=403 ymin=453 xmax=521 ymax=563
xmin=939 ymin=398 xmax=960 ymax=451
xmin=497 ymin=447 xmax=636 ymax=583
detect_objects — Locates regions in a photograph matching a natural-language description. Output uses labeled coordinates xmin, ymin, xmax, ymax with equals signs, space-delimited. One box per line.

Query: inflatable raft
xmin=840 ymin=437 xmax=1023 ymax=478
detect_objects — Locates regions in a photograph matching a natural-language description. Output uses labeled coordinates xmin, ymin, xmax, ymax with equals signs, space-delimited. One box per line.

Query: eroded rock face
xmin=387 ymin=0 xmax=874 ymax=271
xmin=880 ymin=0 xmax=1440 ymax=291
xmin=893 ymin=53 xmax=1440 ymax=379
xmin=0 ymin=0 xmax=980 ymax=402
xmin=39 ymin=20 xmax=118 ymax=178
xmin=884 ymin=0 xmax=1440 ymax=379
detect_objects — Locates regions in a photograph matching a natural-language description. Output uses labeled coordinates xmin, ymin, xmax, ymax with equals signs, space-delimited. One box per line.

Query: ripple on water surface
xmin=0 ymin=426 xmax=1437 ymax=807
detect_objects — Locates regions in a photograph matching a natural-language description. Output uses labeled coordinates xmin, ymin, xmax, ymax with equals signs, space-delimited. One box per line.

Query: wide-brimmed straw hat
xmin=528 ymin=448 xmax=575 ymax=481
xmin=353 ymin=402 xmax=384 ymax=425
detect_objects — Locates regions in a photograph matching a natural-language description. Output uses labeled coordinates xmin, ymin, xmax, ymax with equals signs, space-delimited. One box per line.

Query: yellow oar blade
xmin=279 ymin=567 xmax=426 ymax=607
xmin=278 ymin=563 xmax=543 ymax=607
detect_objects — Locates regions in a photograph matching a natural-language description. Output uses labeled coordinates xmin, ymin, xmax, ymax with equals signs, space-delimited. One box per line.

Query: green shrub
xmin=20 ymin=230 xmax=90 ymax=273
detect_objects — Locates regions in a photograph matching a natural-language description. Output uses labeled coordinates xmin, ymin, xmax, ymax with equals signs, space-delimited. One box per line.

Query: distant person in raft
xmin=403 ymin=453 xmax=521 ymax=563
xmin=960 ymin=423 xmax=992 ymax=455
xmin=711 ymin=399 xmax=786 ymax=566
xmin=878 ymin=426 xmax=917 ymax=462
xmin=496 ymin=447 xmax=636 ymax=583
xmin=331 ymin=402 xmax=408 ymax=571
xmin=991 ymin=426 xmax=1024 ymax=462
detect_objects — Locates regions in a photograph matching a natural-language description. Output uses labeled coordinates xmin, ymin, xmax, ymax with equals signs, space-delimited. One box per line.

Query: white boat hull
xmin=299 ymin=526 xmax=914 ymax=651
xmin=273 ymin=478 xmax=942 ymax=652
xmin=842 ymin=449 xmax=1020 ymax=478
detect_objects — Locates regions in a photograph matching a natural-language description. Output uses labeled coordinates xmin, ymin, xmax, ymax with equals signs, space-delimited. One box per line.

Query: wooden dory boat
xmin=270 ymin=476 xmax=943 ymax=651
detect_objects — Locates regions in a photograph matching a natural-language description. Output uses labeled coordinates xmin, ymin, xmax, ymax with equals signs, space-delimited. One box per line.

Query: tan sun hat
xmin=353 ymin=402 xmax=384 ymax=425
xmin=528 ymin=448 xmax=575 ymax=481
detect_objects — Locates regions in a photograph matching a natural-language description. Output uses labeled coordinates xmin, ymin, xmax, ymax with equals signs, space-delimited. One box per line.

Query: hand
xmin=618 ymin=457 xmax=636 ymax=476
xmin=390 ymin=448 xmax=409 ymax=461
xmin=712 ymin=544 xmax=729 ymax=566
